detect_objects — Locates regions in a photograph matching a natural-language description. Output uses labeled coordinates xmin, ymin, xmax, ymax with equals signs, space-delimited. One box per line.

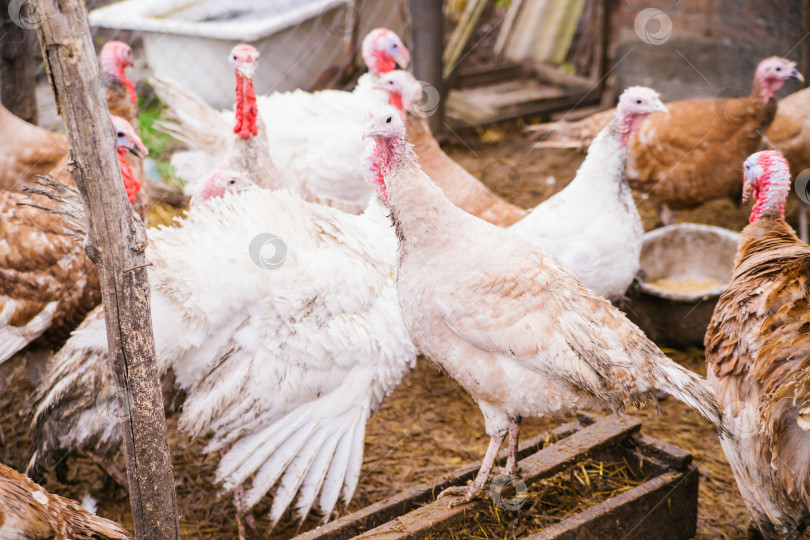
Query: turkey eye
xmin=229 ymin=179 xmax=236 ymax=184
xmin=392 ymin=43 xmax=398 ymax=48
xmin=776 ymin=66 xmax=782 ymax=71
xmin=636 ymin=99 xmax=642 ymax=104
xmin=386 ymin=117 xmax=392 ymax=123
xmin=116 ymin=132 xmax=124 ymax=137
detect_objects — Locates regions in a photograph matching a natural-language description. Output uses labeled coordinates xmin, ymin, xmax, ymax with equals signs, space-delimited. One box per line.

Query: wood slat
xmin=353 ymin=416 xmax=641 ymax=539
xmin=293 ymin=417 xmax=592 ymax=540
xmin=525 ymin=466 xmax=699 ymax=539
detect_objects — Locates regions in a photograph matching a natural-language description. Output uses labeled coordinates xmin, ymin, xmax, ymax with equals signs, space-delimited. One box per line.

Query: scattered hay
xmin=432 ymin=459 xmax=646 ymax=539
xmin=147 ymin=202 xmax=187 ymax=229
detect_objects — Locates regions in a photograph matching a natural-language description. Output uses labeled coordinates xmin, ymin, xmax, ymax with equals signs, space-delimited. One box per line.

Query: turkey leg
xmin=504 ymin=416 xmax=521 ymax=476
xmin=437 ymin=429 xmax=506 ymax=504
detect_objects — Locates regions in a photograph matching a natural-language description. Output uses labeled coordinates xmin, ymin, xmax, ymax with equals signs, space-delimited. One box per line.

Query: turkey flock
xmin=0 ymin=23 xmax=809 ymax=540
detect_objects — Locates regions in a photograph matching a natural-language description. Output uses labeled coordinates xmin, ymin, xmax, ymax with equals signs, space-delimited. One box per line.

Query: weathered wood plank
xmin=294 ymin=418 xmax=591 ymax=540
xmin=526 ymin=467 xmax=699 ymax=539
xmin=33 ymin=1 xmax=180 ymax=538
xmin=354 ymin=416 xmax=641 ymax=540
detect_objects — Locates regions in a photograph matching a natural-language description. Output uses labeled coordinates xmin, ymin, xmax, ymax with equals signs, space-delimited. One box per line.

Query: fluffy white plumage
xmin=30 ymin=185 xmax=417 ymax=527
xmin=152 ymin=29 xmax=409 ymax=210
xmin=509 ymin=87 xmax=667 ymax=300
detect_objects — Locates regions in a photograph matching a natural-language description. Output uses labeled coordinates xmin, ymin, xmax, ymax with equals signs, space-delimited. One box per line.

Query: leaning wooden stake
xmin=33 ymin=1 xmax=180 ymax=538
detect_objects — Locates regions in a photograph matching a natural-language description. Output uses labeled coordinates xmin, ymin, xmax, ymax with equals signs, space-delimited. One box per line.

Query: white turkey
xmin=152 ymin=28 xmax=409 ymax=209
xmin=363 ymin=107 xmax=723 ymax=500
xmin=27 ymin=167 xmax=253 ymax=489
xmin=508 ymin=86 xmax=667 ymax=300
xmin=28 ymin=170 xmax=417 ymax=536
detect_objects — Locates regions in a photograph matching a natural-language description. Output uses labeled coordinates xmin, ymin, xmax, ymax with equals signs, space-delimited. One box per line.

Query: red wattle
xmin=118 ymin=148 xmax=141 ymax=204
xmin=371 ymin=48 xmax=396 ymax=75
xmin=388 ymin=92 xmax=404 ymax=113
xmin=123 ymin=76 xmax=137 ymax=103
xmin=234 ymin=75 xmax=258 ymax=140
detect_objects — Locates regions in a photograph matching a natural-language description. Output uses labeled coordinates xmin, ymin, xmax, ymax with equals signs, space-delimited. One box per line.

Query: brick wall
xmin=605 ymin=0 xmax=805 ymax=101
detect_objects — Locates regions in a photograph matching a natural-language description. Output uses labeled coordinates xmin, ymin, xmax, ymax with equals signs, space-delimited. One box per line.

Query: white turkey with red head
xmin=152 ymin=29 xmax=411 ymax=211
xmin=508 ymin=86 xmax=667 ymax=300
xmin=363 ymin=106 xmax=723 ymax=502
xmin=28 ymin=165 xmax=416 ymax=536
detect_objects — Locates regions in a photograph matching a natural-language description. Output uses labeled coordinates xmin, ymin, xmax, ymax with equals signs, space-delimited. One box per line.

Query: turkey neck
xmin=734 ymin=219 xmax=806 ymax=272
xmin=226 ymin=114 xmax=282 ymax=189
xmin=383 ymin=140 xmax=459 ymax=250
xmin=563 ymin=115 xmax=632 ymax=204
xmin=745 ymin=78 xmax=779 ymax=130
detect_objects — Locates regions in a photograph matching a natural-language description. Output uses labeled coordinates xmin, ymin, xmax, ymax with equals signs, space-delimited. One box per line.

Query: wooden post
xmin=1 ymin=0 xmax=39 ymax=123
xmin=800 ymin=0 xmax=810 ymax=243
xmin=33 ymin=1 xmax=180 ymax=538
xmin=410 ymin=0 xmax=445 ymax=134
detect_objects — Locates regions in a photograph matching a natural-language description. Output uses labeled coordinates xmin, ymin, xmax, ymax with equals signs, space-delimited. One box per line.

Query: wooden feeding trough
xmin=294 ymin=415 xmax=699 ymax=539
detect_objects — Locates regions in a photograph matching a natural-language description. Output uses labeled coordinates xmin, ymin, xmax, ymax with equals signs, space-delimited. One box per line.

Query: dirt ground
xmin=2 ymin=126 xmax=806 ymax=538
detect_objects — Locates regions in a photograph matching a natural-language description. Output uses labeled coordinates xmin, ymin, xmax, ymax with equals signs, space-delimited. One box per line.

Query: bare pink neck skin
xmin=100 ymin=53 xmax=136 ymax=103
xmin=233 ymin=73 xmax=258 ymax=139
xmin=371 ymin=135 xmax=407 ymax=204
xmin=757 ymin=77 xmax=785 ymax=104
xmin=618 ymin=111 xmax=649 ymax=146
xmin=117 ymin=148 xmax=141 ymax=203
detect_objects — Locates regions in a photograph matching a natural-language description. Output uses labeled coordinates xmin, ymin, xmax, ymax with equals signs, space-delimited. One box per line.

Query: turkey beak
xmin=790 ymin=69 xmax=804 ymax=83
xmin=393 ymin=47 xmax=410 ymax=69
xmin=237 ymin=62 xmax=256 ymax=80
xmin=653 ymin=99 xmax=668 ymax=114
xmin=126 ymin=135 xmax=148 ymax=158
xmin=362 ymin=120 xmax=376 ymax=140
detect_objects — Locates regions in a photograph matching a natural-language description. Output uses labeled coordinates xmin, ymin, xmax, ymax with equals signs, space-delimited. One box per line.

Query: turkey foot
xmin=436 ymin=484 xmax=480 ymax=506
xmin=87 ymin=451 xmax=128 ymax=490
xmin=437 ymin=429 xmax=506 ymax=506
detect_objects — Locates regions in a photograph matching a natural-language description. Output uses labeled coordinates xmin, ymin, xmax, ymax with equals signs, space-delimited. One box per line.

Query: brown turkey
xmin=0 ymin=462 xmax=130 ymax=539
xmin=0 ymin=116 xmax=146 ymax=366
xmin=706 ymin=150 xmax=810 ymax=539
xmin=526 ymin=57 xmax=803 ymax=224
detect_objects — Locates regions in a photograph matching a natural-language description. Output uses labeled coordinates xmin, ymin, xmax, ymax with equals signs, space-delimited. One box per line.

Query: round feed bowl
xmin=624 ymin=223 xmax=739 ymax=348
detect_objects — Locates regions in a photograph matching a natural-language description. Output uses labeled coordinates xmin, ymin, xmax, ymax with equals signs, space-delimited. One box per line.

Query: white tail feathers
xmin=148 ymin=75 xmax=230 ymax=156
xmin=214 ymin=396 xmax=368 ymax=527
xmin=655 ymin=358 xmax=725 ymax=433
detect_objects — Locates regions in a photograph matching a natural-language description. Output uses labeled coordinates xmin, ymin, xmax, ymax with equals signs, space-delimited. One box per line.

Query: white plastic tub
xmin=89 ymin=0 xmax=396 ymax=109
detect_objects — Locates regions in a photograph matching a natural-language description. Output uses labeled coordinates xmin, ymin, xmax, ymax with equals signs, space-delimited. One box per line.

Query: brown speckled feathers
xmin=706 ymin=218 xmax=810 ymax=537
xmin=0 ymin=462 xmax=130 ymax=539
xmin=0 ymin=104 xmax=69 ymax=192
xmin=0 ymin=185 xmax=100 ymax=361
